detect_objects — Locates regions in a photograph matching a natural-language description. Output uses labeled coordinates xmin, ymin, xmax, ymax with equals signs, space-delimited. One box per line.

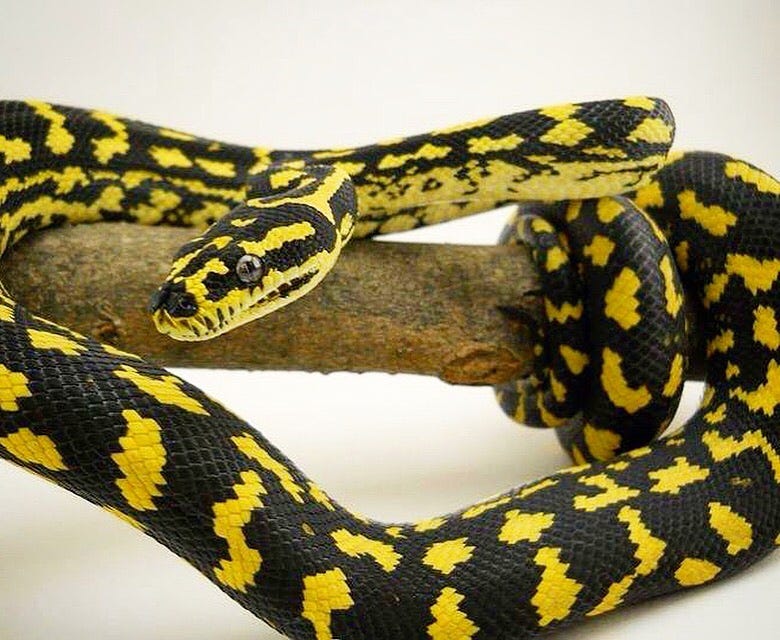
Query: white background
xmin=0 ymin=1 xmax=778 ymax=639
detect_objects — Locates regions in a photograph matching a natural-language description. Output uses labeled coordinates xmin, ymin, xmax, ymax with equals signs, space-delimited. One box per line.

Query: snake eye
xmin=236 ymin=254 xmax=264 ymax=284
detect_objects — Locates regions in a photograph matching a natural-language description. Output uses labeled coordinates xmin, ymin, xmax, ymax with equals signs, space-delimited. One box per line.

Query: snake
xmin=0 ymin=96 xmax=778 ymax=639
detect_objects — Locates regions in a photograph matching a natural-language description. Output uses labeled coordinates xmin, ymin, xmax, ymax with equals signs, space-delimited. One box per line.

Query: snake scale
xmin=0 ymin=97 xmax=778 ymax=639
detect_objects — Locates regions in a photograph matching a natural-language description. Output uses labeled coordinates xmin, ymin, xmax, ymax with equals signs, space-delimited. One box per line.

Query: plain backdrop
xmin=0 ymin=1 xmax=778 ymax=639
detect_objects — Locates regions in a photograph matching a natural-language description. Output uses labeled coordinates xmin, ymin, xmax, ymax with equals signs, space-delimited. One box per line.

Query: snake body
xmin=0 ymin=98 xmax=778 ymax=638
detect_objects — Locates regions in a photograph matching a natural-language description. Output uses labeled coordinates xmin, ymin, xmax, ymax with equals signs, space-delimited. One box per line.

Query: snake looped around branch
xmin=0 ymin=97 xmax=778 ymax=639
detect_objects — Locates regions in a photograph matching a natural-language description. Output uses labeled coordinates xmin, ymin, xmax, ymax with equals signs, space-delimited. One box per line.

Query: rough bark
xmin=1 ymin=223 xmax=704 ymax=385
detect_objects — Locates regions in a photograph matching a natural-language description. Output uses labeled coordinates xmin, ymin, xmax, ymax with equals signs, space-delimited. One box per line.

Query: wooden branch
xmin=1 ymin=223 xmax=704 ymax=385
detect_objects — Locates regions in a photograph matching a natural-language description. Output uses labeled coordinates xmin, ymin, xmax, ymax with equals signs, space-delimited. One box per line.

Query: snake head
xmin=150 ymin=164 xmax=357 ymax=341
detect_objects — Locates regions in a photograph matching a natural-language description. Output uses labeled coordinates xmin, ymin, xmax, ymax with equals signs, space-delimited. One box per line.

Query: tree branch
xmin=1 ymin=223 xmax=704 ymax=385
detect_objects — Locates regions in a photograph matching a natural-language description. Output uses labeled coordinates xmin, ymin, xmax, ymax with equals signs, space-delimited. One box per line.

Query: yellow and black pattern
xmin=0 ymin=98 xmax=778 ymax=639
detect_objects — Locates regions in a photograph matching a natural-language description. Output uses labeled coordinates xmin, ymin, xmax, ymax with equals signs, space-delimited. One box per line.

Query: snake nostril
xmin=149 ymin=283 xmax=198 ymax=317
xmin=148 ymin=284 xmax=170 ymax=313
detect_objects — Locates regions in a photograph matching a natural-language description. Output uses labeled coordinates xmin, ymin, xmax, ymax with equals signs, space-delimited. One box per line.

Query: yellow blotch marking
xmin=559 ymin=345 xmax=588 ymax=375
xmin=530 ymin=217 xmax=555 ymax=234
xmin=27 ymin=101 xmax=74 ymax=154
xmin=131 ymin=189 xmax=181 ymax=224
xmin=565 ymin=200 xmax=582 ymax=221
xmin=377 ymin=143 xmax=451 ymax=170
xmin=414 ymin=516 xmax=447 ymax=532
xmin=675 ymin=558 xmax=720 ymax=586
xmin=704 ymin=403 xmax=727 ymax=424
xmin=158 ymin=127 xmax=196 ymax=141
xmin=704 ymin=272 xmax=729 ymax=307
xmin=195 ymin=157 xmax=236 ymax=177
xmin=27 ymin=328 xmax=86 ymax=356
xmin=659 ymin=255 xmax=683 ymax=316
xmin=0 ymin=427 xmax=67 ymax=470
xmin=423 ymin=538 xmax=475 ymax=575
xmin=518 ymin=478 xmax=559 ymax=499
xmin=624 ymin=96 xmax=658 ymax=110
xmin=730 ymin=359 xmax=780 ymax=417
xmin=332 ymin=161 xmax=366 ymax=176
xmin=532 ymin=547 xmax=583 ymax=626
xmin=149 ymin=145 xmax=193 ymax=168
xmin=331 ymin=529 xmax=400 ymax=572
xmin=301 ymin=568 xmax=354 ymax=640
xmin=103 ymin=506 xmax=145 ymax=531
xmin=540 ymin=103 xmax=579 ymax=120
xmin=238 ymin=221 xmax=317 ymax=259
xmin=269 ymin=167 xmax=307 ymax=189
xmin=232 ymin=433 xmax=305 ymax=503
xmin=583 ymin=235 xmax=615 ymax=266
xmin=574 ymin=474 xmax=640 ymax=511
xmin=754 ymin=306 xmax=780 ymax=349
xmin=545 ymin=246 xmax=568 ymax=271
xmin=663 ymin=353 xmax=684 ymax=398
xmin=0 ymin=364 xmax=32 ymax=411
xmin=537 ymin=394 xmax=567 ymax=428
xmin=588 ymin=506 xmax=666 ymax=616
xmin=467 ymin=133 xmax=523 ymax=154
xmin=231 ymin=217 xmax=255 ymax=228
xmin=601 ymin=348 xmax=652 ymax=413
xmin=212 ymin=470 xmax=265 ymax=592
xmin=649 ymin=457 xmax=710 ymax=495
xmin=113 ymin=365 xmax=208 ymax=415
xmin=678 ymin=190 xmax=737 ymax=236
xmin=385 ymin=526 xmax=405 ymax=538
xmin=675 ymin=241 xmax=690 ymax=272
xmin=544 ymin=299 xmax=583 ymax=324
xmin=302 ymin=523 xmax=315 ymax=536
xmin=91 ymin=111 xmax=129 ymax=164
xmin=549 ymin=370 xmax=567 ymax=403
xmin=707 ymin=329 xmax=734 ymax=356
xmin=308 ymin=481 xmax=336 ymax=510
xmin=725 ymin=363 xmax=741 ymax=380
xmin=702 ymin=385 xmax=716 ymax=408
xmin=111 ymin=410 xmax=167 ymax=511
xmin=604 ymin=268 xmax=641 ymax=329
xmin=102 ymin=344 xmax=141 ymax=359
xmin=709 ymin=502 xmax=752 ymax=555
xmin=627 ymin=117 xmax=673 ymax=144
xmin=724 ymin=160 xmax=780 ymax=194
xmin=583 ymin=423 xmax=622 ymax=461
xmin=596 ymin=198 xmax=625 ymax=223
xmin=726 ymin=254 xmax=780 ymax=294
xmin=499 ymin=510 xmax=555 ymax=544
xmin=608 ymin=460 xmax=629 ymax=471
xmin=703 ymin=429 xmax=780 ymax=481
xmin=540 ymin=118 xmax=593 ymax=147
xmin=461 ymin=495 xmax=511 ymax=519
xmin=0 ymin=134 xmax=32 ymax=163
xmin=582 ymin=145 xmax=627 ymax=158
xmin=427 ymin=587 xmax=479 ymax=640
xmin=248 ymin=146 xmax=273 ymax=174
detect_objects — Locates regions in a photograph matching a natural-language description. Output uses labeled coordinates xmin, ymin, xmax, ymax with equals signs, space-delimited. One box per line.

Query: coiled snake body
xmin=0 ymin=98 xmax=778 ymax=638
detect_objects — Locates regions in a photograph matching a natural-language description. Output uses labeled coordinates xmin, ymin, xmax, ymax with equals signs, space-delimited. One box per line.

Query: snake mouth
xmin=153 ymin=271 xmax=320 ymax=341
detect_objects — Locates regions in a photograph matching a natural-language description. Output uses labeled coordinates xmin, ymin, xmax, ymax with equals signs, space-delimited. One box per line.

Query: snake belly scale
xmin=0 ymin=97 xmax=778 ymax=639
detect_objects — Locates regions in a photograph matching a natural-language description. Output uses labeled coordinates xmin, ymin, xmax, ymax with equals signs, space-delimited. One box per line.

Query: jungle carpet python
xmin=0 ymin=97 xmax=778 ymax=639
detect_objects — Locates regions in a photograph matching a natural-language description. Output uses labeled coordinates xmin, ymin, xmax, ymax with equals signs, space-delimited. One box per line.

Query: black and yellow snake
xmin=0 ymin=97 xmax=778 ymax=639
